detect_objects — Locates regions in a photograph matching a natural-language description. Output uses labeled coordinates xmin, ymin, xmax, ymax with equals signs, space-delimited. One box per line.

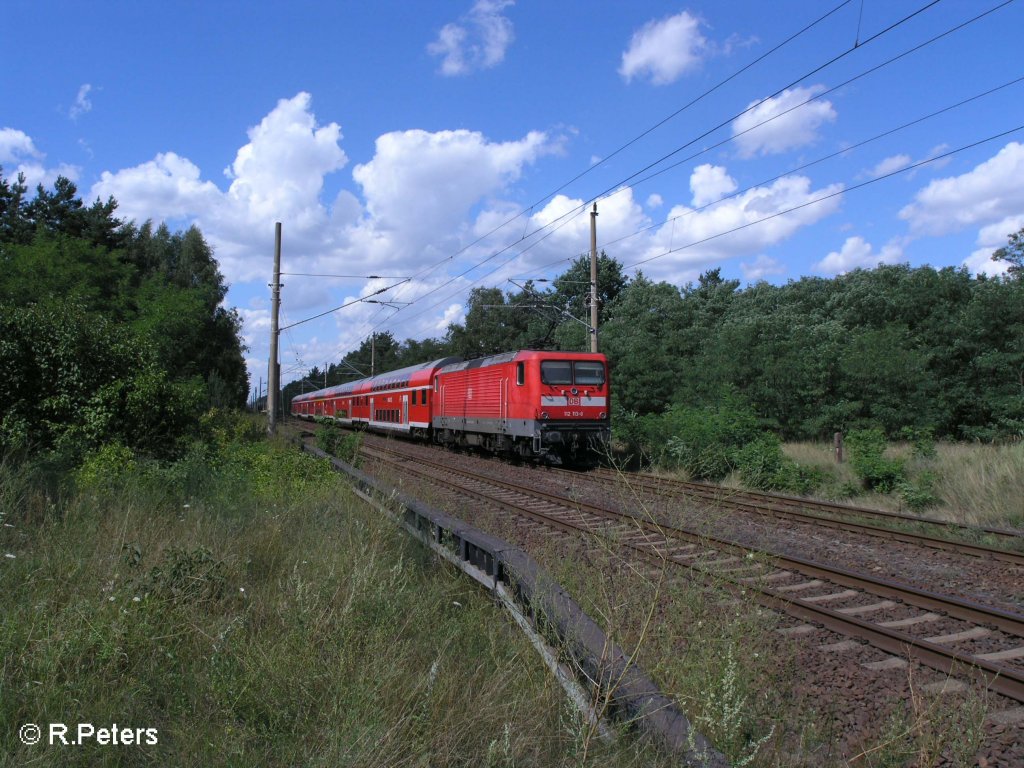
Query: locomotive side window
xmin=574 ymin=362 xmax=605 ymax=385
xmin=516 ymin=362 xmax=524 ymax=385
xmin=540 ymin=361 xmax=572 ymax=385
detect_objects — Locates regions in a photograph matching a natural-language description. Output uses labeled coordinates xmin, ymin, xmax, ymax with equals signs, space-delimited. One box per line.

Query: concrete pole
xmin=589 ymin=202 xmax=599 ymax=353
xmin=268 ymin=222 xmax=282 ymax=434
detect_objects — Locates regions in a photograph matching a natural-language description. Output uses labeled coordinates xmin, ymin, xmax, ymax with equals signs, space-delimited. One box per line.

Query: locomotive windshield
xmin=540 ymin=360 xmax=605 ymax=386
xmin=573 ymin=361 xmax=605 ymax=385
xmin=540 ymin=361 xmax=572 ymax=385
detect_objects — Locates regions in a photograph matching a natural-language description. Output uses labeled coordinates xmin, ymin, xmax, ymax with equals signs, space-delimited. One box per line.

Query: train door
xmin=370 ymin=397 xmax=375 ymax=423
xmin=402 ymin=394 xmax=409 ymax=424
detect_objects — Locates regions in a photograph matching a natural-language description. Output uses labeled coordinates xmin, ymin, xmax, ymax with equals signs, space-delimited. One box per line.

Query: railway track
xmin=359 ymin=441 xmax=1024 ymax=705
xmin=558 ymin=466 xmax=1024 ymax=566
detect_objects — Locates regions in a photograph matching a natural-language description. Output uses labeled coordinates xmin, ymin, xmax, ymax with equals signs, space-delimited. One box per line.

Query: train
xmin=291 ymin=350 xmax=611 ymax=463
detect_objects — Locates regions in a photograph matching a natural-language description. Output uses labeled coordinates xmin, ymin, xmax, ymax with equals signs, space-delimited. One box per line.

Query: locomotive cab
xmin=531 ymin=355 xmax=610 ymax=463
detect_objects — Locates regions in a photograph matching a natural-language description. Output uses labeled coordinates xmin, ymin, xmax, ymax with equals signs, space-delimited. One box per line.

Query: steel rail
xmin=361 ymin=443 xmax=1024 ymax=703
xmin=577 ymin=467 xmax=1024 ymax=565
xmin=585 ymin=466 xmax=1024 ymax=548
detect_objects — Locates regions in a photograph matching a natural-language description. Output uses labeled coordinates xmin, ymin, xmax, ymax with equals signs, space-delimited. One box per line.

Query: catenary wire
xmin=620 ymin=126 xmax=1023 ymax=271
xmin=343 ymin=1 xmax=1008 ymax=338
xmin=332 ymin=0 xmax=960 ymax=339
xmin=298 ymin=0 xmax=953 ymax=375
xmin=309 ymin=0 xmax=867 ymax=350
xmin=289 ymin=0 xmax=1007 ymax=378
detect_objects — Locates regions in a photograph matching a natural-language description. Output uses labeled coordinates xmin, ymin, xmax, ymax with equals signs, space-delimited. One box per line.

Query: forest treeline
xmin=0 ymin=169 xmax=249 ymax=459
xmin=298 ymin=239 xmax=1023 ymax=444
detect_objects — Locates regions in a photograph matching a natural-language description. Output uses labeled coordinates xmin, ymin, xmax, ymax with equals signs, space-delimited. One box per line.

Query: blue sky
xmin=4 ymin=1 xmax=1023 ymax=393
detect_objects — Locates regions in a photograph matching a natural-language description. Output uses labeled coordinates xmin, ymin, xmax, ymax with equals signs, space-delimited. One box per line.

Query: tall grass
xmin=928 ymin=442 xmax=1024 ymax=528
xmin=783 ymin=440 xmax=1024 ymax=528
xmin=0 ymin=438 xmax=667 ymax=766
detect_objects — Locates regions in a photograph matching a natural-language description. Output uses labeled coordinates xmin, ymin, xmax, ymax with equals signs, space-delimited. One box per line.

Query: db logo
xmin=567 ymin=397 xmax=581 ymax=406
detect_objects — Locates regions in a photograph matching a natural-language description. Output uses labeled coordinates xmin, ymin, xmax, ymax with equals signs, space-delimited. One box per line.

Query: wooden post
xmin=834 ymin=431 xmax=844 ymax=463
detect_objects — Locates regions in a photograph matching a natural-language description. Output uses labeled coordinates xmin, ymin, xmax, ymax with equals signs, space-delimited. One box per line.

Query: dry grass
xmin=927 ymin=442 xmax=1024 ymax=528
xmin=781 ymin=440 xmax=1024 ymax=529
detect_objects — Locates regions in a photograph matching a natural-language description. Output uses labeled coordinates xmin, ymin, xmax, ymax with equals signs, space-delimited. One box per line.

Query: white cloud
xmin=224 ymin=92 xmax=348 ymax=224
xmin=732 ymin=85 xmax=836 ymax=158
xmin=0 ymin=128 xmax=41 ymax=164
xmin=513 ymin=187 xmax=650 ymax=270
xmin=868 ymin=154 xmax=912 ymax=178
xmin=619 ymin=11 xmax=708 ymax=85
xmin=93 ymin=93 xmax=353 ymax=281
xmin=428 ymin=0 xmax=515 ymax=76
xmin=646 ymin=193 xmax=663 ymax=209
xmin=88 ymin=93 xmax=563 ymax=386
xmin=740 ymin=254 xmax=785 ymax=282
xmin=690 ymin=163 xmax=737 ymax=207
xmin=353 ymin=128 xmax=551 ymax=239
xmin=437 ymin=303 xmax=465 ymax=331
xmin=631 ymin=167 xmax=843 ymax=283
xmin=899 ymin=142 xmax=1024 ymax=236
xmin=0 ymin=127 xmax=80 ymax=188
xmin=93 ymin=152 xmax=222 ymax=222
xmin=70 ymin=84 xmax=93 ymax=120
xmin=963 ymin=214 xmax=1024 ymax=277
xmin=814 ymin=236 xmax=902 ymax=276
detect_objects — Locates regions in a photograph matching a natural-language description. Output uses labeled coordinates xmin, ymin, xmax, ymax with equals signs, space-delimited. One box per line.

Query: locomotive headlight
xmin=571 ymin=387 xmax=578 ymax=395
xmin=541 ymin=411 xmax=549 ymax=419
xmin=599 ymin=412 xmax=606 ymax=419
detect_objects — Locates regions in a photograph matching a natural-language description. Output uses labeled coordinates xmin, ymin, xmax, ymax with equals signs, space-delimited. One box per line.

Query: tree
xmin=445 ymin=287 xmax=533 ymax=357
xmin=548 ymin=252 xmax=629 ymax=351
xmin=0 ymin=300 xmax=205 ymax=458
xmin=601 ymin=274 xmax=689 ymax=414
xmin=0 ymin=167 xmax=250 ymax=414
xmin=551 ymin=251 xmax=628 ymax=323
xmin=0 ymin=168 xmax=32 ymax=245
xmin=993 ymin=226 xmax=1024 ymax=278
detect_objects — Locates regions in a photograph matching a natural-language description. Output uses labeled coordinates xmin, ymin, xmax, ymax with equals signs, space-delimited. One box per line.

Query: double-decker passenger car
xmin=291 ymin=350 xmax=610 ymax=462
xmin=291 ymin=357 xmax=460 ymax=437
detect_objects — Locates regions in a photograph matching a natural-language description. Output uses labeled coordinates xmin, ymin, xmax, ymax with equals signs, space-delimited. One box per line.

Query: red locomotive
xmin=291 ymin=350 xmax=610 ymax=462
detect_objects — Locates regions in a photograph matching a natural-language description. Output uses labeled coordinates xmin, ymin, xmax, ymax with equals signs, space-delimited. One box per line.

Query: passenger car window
xmin=574 ymin=362 xmax=605 ymax=386
xmin=540 ymin=361 xmax=572 ymax=385
xmin=516 ymin=362 xmax=524 ymax=386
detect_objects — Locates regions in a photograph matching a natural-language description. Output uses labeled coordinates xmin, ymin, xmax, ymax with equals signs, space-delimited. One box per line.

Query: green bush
xmin=846 ymin=428 xmax=907 ymax=493
xmin=76 ymin=442 xmax=138 ymax=493
xmin=734 ymin=434 xmax=786 ymax=488
xmin=664 ymin=400 xmax=762 ymax=480
xmin=734 ymin=434 xmax=825 ymax=494
xmin=200 ymin=408 xmax=265 ymax=448
xmin=899 ymin=426 xmax=937 ymax=459
xmin=0 ymin=299 xmax=205 ymax=460
xmin=898 ymin=471 xmax=939 ymax=512
xmin=316 ymin=422 xmax=361 ymax=464
xmin=610 ymin=404 xmax=649 ymax=463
